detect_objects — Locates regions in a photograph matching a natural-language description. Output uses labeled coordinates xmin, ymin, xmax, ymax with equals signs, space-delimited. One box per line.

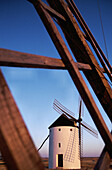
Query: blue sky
xmin=0 ymin=0 xmax=112 ymax=157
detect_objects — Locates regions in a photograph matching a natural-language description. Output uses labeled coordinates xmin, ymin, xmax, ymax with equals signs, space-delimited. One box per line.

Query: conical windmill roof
xmin=48 ymin=114 xmax=76 ymax=129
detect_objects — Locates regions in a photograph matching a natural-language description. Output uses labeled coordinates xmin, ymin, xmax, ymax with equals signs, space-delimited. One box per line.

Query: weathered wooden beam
xmin=40 ymin=1 xmax=66 ymax=21
xmin=0 ymin=48 xmax=65 ymax=69
xmin=47 ymin=0 xmax=112 ymax=122
xmin=0 ymin=48 xmax=94 ymax=71
xmin=40 ymin=0 xmax=88 ymax=40
xmin=94 ymin=131 xmax=112 ymax=170
xmin=94 ymin=146 xmax=111 ymax=170
xmin=66 ymin=0 xmax=112 ymax=78
xmin=28 ymin=0 xmax=65 ymax=21
xmin=66 ymin=0 xmax=112 ymax=74
xmin=0 ymin=69 xmax=44 ymax=170
xmin=29 ymin=0 xmax=112 ymax=155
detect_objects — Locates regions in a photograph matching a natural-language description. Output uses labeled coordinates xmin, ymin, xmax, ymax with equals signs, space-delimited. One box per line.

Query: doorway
xmin=58 ymin=154 xmax=63 ymax=167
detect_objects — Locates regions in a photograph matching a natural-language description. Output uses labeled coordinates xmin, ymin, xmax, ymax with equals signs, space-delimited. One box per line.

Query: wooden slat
xmin=29 ymin=0 xmax=112 ymax=155
xmin=0 ymin=48 xmax=94 ymax=71
xmin=0 ymin=70 xmax=44 ymax=170
xmin=47 ymin=0 xmax=112 ymax=122
xmin=0 ymin=48 xmax=65 ymax=70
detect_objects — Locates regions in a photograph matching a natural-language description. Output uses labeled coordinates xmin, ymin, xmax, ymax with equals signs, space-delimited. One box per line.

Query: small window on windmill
xmin=70 ymin=129 xmax=72 ymax=131
xmin=58 ymin=128 xmax=61 ymax=131
xmin=59 ymin=143 xmax=61 ymax=148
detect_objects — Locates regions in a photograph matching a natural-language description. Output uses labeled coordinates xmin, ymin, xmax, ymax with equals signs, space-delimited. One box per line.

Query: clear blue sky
xmin=0 ymin=0 xmax=112 ymax=157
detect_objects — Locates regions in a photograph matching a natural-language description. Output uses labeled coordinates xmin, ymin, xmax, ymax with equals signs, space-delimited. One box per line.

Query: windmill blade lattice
xmin=53 ymin=99 xmax=77 ymax=122
xmin=81 ymin=121 xmax=98 ymax=138
xmin=53 ymin=99 xmax=98 ymax=138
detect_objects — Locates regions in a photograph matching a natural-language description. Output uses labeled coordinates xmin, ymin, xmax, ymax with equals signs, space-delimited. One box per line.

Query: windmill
xmin=38 ymin=99 xmax=98 ymax=169
xmin=53 ymin=99 xmax=98 ymax=159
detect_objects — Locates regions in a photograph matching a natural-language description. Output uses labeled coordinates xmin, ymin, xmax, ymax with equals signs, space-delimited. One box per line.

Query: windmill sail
xmin=53 ymin=99 xmax=98 ymax=161
xmin=53 ymin=99 xmax=98 ymax=136
xmin=64 ymin=128 xmax=78 ymax=163
xmin=53 ymin=99 xmax=78 ymax=122
xmin=81 ymin=121 xmax=98 ymax=138
xmin=53 ymin=99 xmax=75 ymax=117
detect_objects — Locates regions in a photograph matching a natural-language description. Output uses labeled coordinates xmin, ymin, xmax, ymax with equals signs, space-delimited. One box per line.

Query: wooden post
xmin=94 ymin=146 xmax=111 ymax=170
xmin=94 ymin=131 xmax=112 ymax=170
xmin=0 ymin=70 xmax=44 ymax=170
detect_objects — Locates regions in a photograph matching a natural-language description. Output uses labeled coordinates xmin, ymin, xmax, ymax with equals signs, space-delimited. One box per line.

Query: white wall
xmin=49 ymin=126 xmax=81 ymax=169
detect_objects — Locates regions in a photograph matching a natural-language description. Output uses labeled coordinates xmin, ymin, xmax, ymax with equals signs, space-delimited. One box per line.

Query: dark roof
xmin=48 ymin=114 xmax=75 ymax=129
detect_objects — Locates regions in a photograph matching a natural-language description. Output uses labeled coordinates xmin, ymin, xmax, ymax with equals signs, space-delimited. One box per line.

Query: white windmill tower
xmin=48 ymin=99 xmax=98 ymax=169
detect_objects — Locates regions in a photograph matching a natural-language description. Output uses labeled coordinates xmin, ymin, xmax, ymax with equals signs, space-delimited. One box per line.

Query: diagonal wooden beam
xmin=47 ymin=0 xmax=112 ymax=122
xmin=0 ymin=69 xmax=44 ymax=170
xmin=28 ymin=0 xmax=112 ymax=155
xmin=28 ymin=0 xmax=65 ymax=21
xmin=40 ymin=1 xmax=66 ymax=21
xmin=94 ymin=146 xmax=111 ymax=170
xmin=66 ymin=0 xmax=112 ymax=76
xmin=94 ymin=131 xmax=112 ymax=170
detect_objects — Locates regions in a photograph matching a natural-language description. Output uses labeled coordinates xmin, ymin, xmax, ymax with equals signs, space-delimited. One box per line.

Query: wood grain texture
xmin=0 ymin=70 xmax=44 ymax=170
xmin=47 ymin=0 xmax=112 ymax=122
xmin=0 ymin=48 xmax=94 ymax=71
xmin=0 ymin=48 xmax=65 ymax=70
xmin=32 ymin=0 xmax=112 ymax=156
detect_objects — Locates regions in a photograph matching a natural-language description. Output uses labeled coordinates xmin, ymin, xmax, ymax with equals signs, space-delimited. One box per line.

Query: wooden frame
xmin=0 ymin=0 xmax=111 ymax=169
